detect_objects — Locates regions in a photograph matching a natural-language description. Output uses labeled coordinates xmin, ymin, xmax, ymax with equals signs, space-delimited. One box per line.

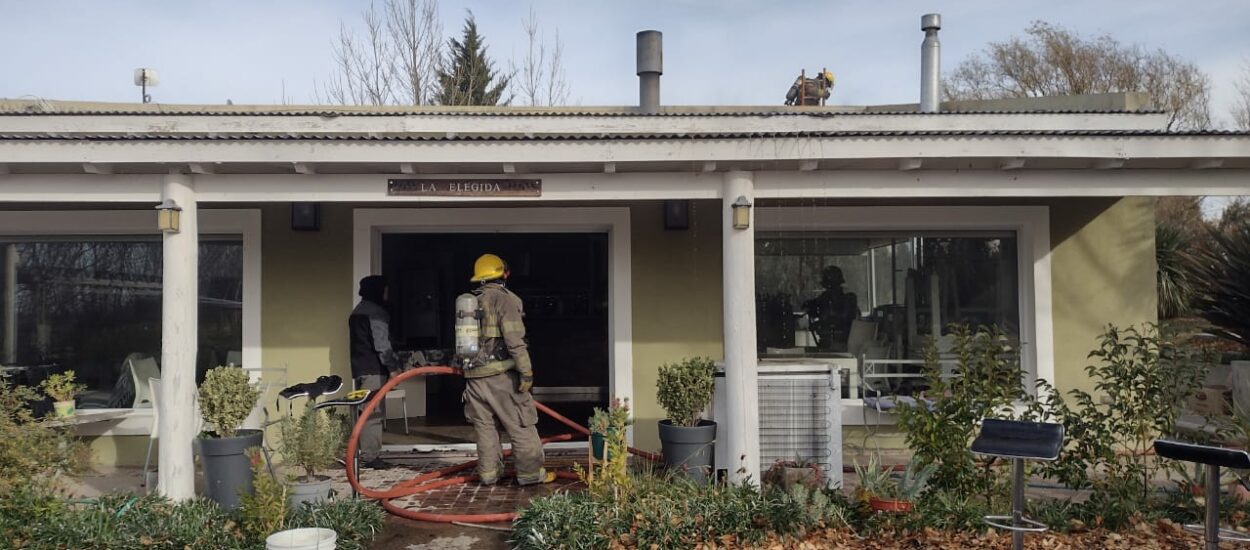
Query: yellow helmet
xmin=822 ymin=70 xmax=835 ymax=86
xmin=471 ymin=253 xmax=507 ymax=283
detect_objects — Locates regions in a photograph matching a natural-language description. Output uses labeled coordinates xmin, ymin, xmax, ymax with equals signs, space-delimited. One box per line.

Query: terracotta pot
xmin=869 ymin=496 xmax=914 ymax=512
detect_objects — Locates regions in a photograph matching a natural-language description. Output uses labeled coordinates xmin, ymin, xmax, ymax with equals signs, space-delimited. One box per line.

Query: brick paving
xmin=330 ymin=451 xmax=588 ymax=516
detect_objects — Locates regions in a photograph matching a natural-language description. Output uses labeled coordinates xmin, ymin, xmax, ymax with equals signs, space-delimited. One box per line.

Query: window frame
xmin=755 ymin=206 xmax=1053 ymax=425
xmin=0 ymin=209 xmax=261 ymax=435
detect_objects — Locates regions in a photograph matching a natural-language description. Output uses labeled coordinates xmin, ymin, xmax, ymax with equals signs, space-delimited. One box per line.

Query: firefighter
xmin=349 ymin=275 xmax=399 ymax=469
xmin=463 ymin=253 xmax=553 ymax=486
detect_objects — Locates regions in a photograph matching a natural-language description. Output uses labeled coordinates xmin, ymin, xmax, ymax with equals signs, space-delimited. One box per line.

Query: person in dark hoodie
xmin=349 ymin=275 xmax=400 ymax=468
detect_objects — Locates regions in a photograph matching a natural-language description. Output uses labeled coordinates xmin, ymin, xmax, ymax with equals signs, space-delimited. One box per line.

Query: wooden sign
xmin=388 ymin=178 xmax=542 ymax=197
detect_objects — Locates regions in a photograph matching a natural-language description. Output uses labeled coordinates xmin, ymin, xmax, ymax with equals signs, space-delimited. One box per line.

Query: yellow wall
xmin=627 ymin=200 xmax=724 ymax=450
xmin=260 ymin=204 xmax=356 ymax=390
xmin=1047 ymin=197 xmax=1158 ymax=396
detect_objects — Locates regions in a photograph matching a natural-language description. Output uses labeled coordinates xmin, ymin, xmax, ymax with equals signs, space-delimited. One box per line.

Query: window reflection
xmin=0 ymin=239 xmax=242 ymax=409
xmin=756 ymin=232 xmax=1019 ymax=358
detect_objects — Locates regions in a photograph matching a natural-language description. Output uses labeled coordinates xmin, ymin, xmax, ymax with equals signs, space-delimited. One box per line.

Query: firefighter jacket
xmin=466 ymin=282 xmax=532 ymax=379
xmin=349 ymin=299 xmax=400 ymax=378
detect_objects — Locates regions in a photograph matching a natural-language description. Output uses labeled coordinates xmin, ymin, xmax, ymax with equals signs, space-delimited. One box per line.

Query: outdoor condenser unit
xmin=712 ymin=361 xmax=843 ymax=487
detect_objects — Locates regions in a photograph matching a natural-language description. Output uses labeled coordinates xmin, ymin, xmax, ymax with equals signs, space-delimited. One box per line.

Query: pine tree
xmin=437 ymin=13 xmax=510 ymax=106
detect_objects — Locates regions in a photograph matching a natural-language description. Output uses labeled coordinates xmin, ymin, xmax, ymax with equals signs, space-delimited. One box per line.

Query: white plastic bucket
xmin=266 ymin=528 xmax=337 ymax=550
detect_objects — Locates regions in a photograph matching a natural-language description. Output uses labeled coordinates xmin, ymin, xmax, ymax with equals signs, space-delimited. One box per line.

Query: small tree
xmin=279 ymin=408 xmax=347 ymax=482
xmin=437 ymin=12 xmax=510 ymax=106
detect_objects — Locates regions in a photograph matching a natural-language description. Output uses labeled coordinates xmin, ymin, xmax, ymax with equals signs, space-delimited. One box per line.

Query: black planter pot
xmin=658 ymin=419 xmax=717 ymax=483
xmin=197 ymin=429 xmax=263 ymax=509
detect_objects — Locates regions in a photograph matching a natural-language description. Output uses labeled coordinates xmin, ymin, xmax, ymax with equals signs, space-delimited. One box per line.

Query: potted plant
xmin=589 ymin=398 xmax=633 ymax=461
xmin=656 ymin=357 xmax=717 ymax=483
xmin=279 ymin=407 xmax=346 ymax=508
xmin=41 ymin=371 xmax=86 ymax=418
xmin=853 ymin=454 xmax=935 ymax=512
xmin=197 ymin=365 xmax=262 ymax=509
xmin=763 ymin=455 xmax=825 ymax=490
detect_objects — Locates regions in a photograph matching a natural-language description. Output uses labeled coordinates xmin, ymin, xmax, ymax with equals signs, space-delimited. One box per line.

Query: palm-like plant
xmin=1194 ymin=221 xmax=1250 ymax=348
xmin=1156 ymin=222 xmax=1197 ymax=319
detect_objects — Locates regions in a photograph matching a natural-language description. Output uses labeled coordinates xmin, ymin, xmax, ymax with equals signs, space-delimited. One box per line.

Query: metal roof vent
xmin=636 ymin=30 xmax=662 ymax=114
xmin=920 ymin=14 xmax=941 ymax=113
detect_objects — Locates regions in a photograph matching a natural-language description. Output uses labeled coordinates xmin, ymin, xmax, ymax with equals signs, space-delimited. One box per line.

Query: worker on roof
xmin=463 ymin=253 xmax=553 ymax=486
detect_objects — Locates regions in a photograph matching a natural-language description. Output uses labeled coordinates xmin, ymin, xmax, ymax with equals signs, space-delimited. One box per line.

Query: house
xmin=1 ymin=30 xmax=1248 ymax=500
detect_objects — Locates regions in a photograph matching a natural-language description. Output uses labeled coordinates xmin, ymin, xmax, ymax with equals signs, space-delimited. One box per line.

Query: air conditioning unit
xmin=712 ymin=360 xmax=843 ymax=487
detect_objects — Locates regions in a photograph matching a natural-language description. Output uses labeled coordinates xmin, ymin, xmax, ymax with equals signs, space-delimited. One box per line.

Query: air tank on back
xmin=455 ymin=293 xmax=481 ymax=364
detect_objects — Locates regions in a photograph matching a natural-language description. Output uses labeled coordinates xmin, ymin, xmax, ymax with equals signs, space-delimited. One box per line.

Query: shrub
xmin=656 ymin=357 xmax=715 ymax=427
xmin=39 ymin=371 xmax=85 ymax=402
xmin=239 ymin=448 xmax=286 ymax=540
xmin=588 ymin=397 xmax=633 ymax=435
xmin=893 ymin=325 xmax=1028 ymax=502
xmin=577 ymin=398 xmax=632 ymax=500
xmin=0 ymin=380 xmax=88 ymax=490
xmin=279 ymin=407 xmax=346 ymax=481
xmin=199 ymin=366 xmax=260 ymax=439
xmin=1195 ymin=220 xmax=1250 ymax=348
xmin=285 ymin=498 xmax=386 ymax=550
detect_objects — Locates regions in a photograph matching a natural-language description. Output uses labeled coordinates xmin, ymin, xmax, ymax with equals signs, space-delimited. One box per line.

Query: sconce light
xmin=731 ymin=195 xmax=753 ymax=230
xmin=155 ymin=199 xmax=182 ymax=234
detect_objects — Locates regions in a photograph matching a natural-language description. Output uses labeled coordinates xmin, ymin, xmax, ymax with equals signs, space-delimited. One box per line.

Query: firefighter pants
xmin=355 ymin=374 xmax=387 ymax=462
xmin=464 ymin=370 xmax=545 ymax=484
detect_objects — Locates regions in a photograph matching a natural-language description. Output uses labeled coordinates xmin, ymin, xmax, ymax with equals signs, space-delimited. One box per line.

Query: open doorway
xmin=378 ymin=232 xmax=610 ymax=445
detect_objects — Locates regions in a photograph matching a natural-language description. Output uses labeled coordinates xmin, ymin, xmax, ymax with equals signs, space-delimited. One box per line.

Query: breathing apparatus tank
xmin=454 ymin=293 xmax=482 ymax=365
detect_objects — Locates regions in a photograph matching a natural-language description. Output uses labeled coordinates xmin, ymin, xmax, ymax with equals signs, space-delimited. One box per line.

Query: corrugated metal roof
xmin=0 ymin=107 xmax=1166 ymax=117
xmin=0 ymin=129 xmax=1245 ymax=141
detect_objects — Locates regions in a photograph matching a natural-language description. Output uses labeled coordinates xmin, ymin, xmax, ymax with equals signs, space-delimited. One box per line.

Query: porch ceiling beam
xmin=1191 ymin=158 xmax=1224 ymax=170
xmin=1093 ymin=158 xmax=1125 ymax=170
xmin=0 ymin=163 xmax=8 ymax=174
xmin=292 ymin=162 xmax=315 ymax=175
xmin=798 ymin=160 xmax=818 ymax=171
xmin=82 ymin=162 xmax=113 ymax=174
xmin=897 ymin=158 xmax=923 ymax=171
xmin=701 ymin=161 xmax=717 ymax=172
xmin=603 ymin=162 xmax=616 ymax=174
xmin=502 ymin=163 xmax=517 ymax=174
xmin=399 ymin=162 xmax=416 ymax=174
xmin=4 ymin=135 xmax=1249 ymax=166
xmin=187 ymin=162 xmax=216 ymax=175
xmin=999 ymin=157 xmax=1026 ymax=171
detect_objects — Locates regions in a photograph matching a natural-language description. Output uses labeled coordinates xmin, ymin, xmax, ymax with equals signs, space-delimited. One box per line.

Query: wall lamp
xmin=155 ymin=199 xmax=182 ymax=234
xmin=731 ymin=195 xmax=753 ymax=230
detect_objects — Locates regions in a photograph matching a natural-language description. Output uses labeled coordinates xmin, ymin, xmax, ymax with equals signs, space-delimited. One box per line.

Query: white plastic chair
xmin=127 ymin=354 xmax=161 ymax=408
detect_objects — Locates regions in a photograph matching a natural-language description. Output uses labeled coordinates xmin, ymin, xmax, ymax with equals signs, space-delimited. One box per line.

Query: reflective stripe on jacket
xmin=466 ymin=282 xmax=532 ymax=379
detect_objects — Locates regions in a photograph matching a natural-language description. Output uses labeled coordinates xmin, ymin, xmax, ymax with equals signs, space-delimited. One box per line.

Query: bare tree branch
xmin=1233 ymin=58 xmax=1250 ymax=131
xmin=319 ymin=1 xmax=398 ymax=106
xmin=511 ymin=6 xmax=569 ymax=106
xmin=385 ymin=0 xmax=443 ymax=105
xmin=944 ymin=21 xmax=1212 ymax=130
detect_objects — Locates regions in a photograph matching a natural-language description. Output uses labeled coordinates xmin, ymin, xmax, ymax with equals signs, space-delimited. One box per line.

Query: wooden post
xmin=158 ymin=172 xmax=198 ymax=500
xmin=722 ymin=171 xmax=760 ymax=483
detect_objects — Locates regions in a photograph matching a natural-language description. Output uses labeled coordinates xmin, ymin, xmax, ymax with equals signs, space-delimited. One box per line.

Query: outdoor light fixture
xmin=155 ymin=199 xmax=182 ymax=233
xmin=731 ymin=195 xmax=753 ymax=230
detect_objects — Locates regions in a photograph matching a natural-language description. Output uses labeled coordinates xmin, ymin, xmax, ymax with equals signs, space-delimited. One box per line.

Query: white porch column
xmin=3 ymin=244 xmax=16 ymax=364
xmin=722 ymin=171 xmax=760 ymax=483
xmin=158 ymin=173 xmax=198 ymax=500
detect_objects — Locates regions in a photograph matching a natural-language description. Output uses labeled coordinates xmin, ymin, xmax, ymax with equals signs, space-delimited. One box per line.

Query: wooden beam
xmin=292 ymin=162 xmax=315 ymax=175
xmin=701 ymin=161 xmax=717 ymax=173
xmin=187 ymin=163 xmax=215 ymax=175
xmin=399 ymin=163 xmax=416 ymax=175
xmin=82 ymin=163 xmax=113 ymax=174
xmin=999 ymin=157 xmax=1026 ymax=171
xmin=1093 ymin=158 xmax=1125 ymax=170
xmin=502 ymin=163 xmax=517 ymax=174
xmin=798 ymin=160 xmax=819 ymax=172
xmin=603 ymin=162 xmax=616 ymax=174
xmin=897 ymin=158 xmax=923 ymax=171
xmin=1191 ymin=158 xmax=1224 ymax=170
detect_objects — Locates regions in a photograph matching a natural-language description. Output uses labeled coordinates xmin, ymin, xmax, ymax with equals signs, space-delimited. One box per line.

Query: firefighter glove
xmin=518 ymin=373 xmax=534 ymax=393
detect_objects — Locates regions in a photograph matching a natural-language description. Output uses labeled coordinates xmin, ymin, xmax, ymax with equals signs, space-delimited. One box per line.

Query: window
xmin=756 ymin=231 xmax=1020 ymax=358
xmin=0 ymin=238 xmax=243 ymax=409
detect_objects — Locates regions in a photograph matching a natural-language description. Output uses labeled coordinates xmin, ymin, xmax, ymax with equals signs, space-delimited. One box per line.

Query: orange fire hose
xmin=344 ymin=365 xmax=661 ymax=523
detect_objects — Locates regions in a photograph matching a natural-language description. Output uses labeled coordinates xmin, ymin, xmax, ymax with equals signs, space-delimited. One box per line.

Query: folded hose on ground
xmin=344 ymin=365 xmax=661 ymax=523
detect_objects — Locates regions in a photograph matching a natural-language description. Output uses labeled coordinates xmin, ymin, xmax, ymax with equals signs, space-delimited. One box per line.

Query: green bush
xmin=513 ymin=471 xmax=850 ymax=549
xmin=0 ymin=380 xmax=89 ymax=490
xmin=39 ymin=371 xmax=85 ymax=402
xmin=0 ymin=482 xmax=385 ymax=550
xmin=279 ymin=407 xmax=346 ymax=481
xmin=656 ymin=357 xmax=715 ymax=427
xmin=199 ymin=366 xmax=260 ymax=439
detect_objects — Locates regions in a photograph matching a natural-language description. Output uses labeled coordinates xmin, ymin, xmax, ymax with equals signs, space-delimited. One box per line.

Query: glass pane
xmin=0 ymin=238 xmax=242 ymax=409
xmin=756 ymin=232 xmax=1018 ymax=359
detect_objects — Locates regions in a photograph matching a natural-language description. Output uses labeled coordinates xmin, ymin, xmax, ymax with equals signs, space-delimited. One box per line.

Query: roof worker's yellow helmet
xmin=471 ymin=253 xmax=507 ymax=283
xmin=822 ymin=70 xmax=835 ymax=86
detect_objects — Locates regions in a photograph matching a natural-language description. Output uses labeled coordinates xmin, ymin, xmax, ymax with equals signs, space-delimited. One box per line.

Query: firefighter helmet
xmin=471 ymin=253 xmax=507 ymax=283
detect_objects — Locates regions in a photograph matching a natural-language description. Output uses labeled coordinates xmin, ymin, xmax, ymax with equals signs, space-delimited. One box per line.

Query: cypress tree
xmin=437 ymin=13 xmax=510 ymax=106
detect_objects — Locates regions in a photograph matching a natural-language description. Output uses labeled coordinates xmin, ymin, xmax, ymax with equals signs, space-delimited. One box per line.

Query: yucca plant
xmin=1194 ymin=221 xmax=1250 ymax=349
xmin=1156 ymin=222 xmax=1198 ymax=319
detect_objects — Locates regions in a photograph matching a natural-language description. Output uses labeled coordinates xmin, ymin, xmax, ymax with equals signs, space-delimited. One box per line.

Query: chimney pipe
xmin=636 ymin=30 xmax=662 ymax=113
xmin=920 ymin=13 xmax=941 ymax=113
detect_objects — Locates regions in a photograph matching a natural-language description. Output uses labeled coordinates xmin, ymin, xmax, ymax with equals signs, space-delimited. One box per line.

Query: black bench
xmin=971 ymin=418 xmax=1064 ymax=550
xmin=1154 ymin=439 xmax=1250 ymax=550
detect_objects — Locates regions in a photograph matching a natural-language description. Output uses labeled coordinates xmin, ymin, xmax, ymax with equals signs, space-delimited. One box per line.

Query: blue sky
xmin=1 ymin=0 xmax=1248 ymax=125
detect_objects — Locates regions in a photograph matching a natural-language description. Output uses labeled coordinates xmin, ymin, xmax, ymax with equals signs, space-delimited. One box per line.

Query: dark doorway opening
xmin=380 ymin=232 xmax=610 ymax=444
